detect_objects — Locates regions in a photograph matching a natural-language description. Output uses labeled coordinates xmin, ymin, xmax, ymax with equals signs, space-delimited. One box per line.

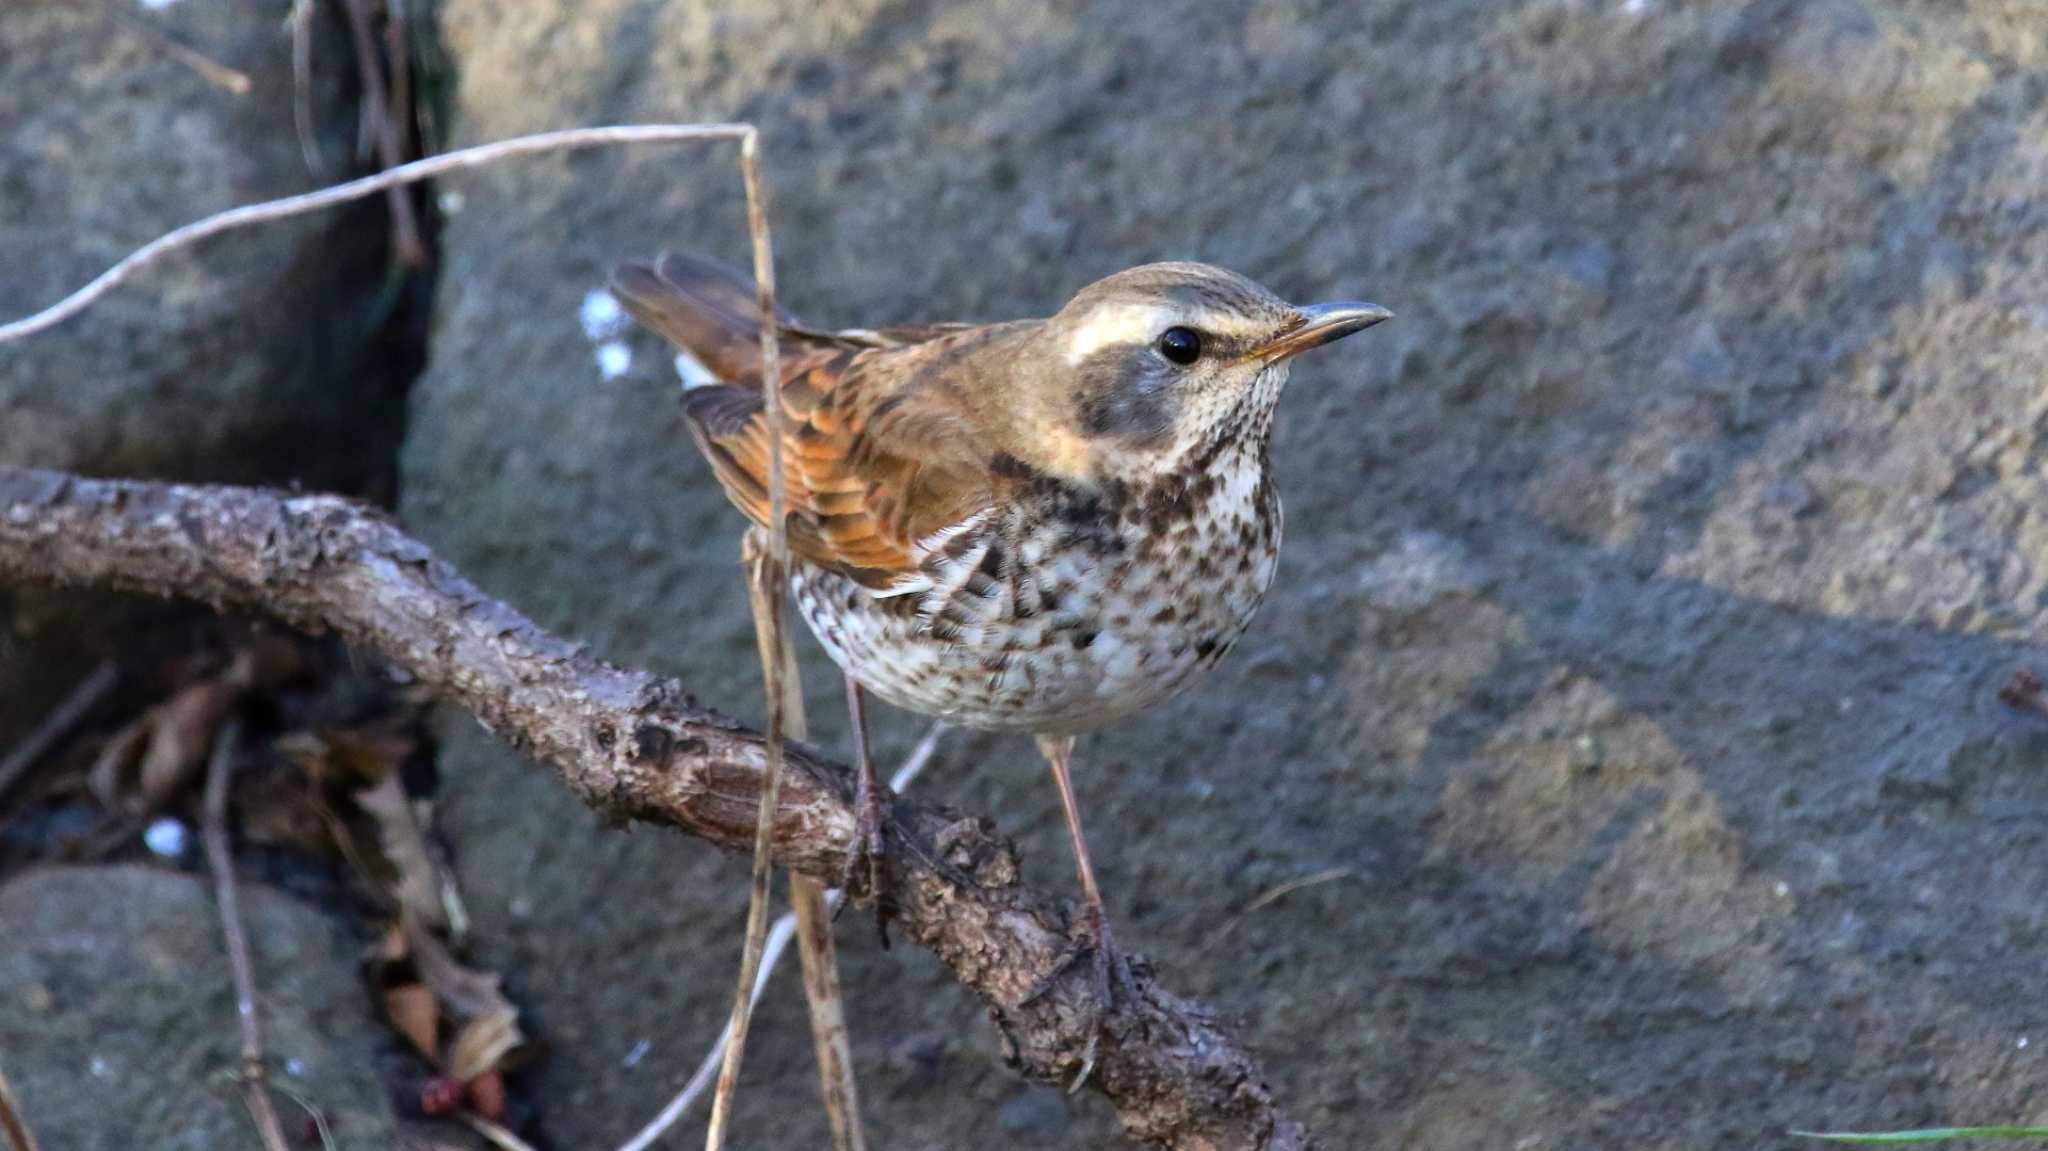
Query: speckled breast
xmin=790 ymin=449 xmax=1282 ymax=735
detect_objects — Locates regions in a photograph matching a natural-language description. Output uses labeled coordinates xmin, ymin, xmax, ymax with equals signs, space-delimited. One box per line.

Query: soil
xmin=10 ymin=1 xmax=2048 ymax=1149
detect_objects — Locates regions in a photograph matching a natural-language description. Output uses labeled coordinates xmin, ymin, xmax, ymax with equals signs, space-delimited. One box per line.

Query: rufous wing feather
xmin=611 ymin=251 xmax=1000 ymax=590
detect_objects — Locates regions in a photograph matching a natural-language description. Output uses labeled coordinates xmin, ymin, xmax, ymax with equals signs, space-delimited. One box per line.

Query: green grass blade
xmin=1794 ymin=1129 xmax=2048 ymax=1144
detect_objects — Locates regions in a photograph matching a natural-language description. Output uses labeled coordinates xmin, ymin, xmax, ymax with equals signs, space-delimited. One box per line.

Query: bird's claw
xmin=833 ymin=777 xmax=893 ymax=947
xmin=1020 ymin=903 xmax=1132 ymax=1093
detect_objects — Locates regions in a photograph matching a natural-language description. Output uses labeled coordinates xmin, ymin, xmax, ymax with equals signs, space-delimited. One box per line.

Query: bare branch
xmin=201 ymin=721 xmax=292 ymax=1151
xmin=0 ymin=660 xmax=117 ymax=809
xmin=0 ymin=466 xmax=1309 ymax=1151
xmin=340 ymin=0 xmax=427 ymax=266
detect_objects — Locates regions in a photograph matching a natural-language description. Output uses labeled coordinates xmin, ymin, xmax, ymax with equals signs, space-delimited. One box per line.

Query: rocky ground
xmin=6 ymin=1 xmax=2048 ymax=1148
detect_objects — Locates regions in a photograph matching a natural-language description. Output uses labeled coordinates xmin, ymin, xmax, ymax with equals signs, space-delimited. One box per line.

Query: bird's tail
xmin=608 ymin=250 xmax=798 ymax=387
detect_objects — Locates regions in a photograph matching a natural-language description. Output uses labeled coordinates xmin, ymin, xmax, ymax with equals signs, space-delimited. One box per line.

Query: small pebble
xmin=579 ymin=289 xmax=625 ymax=340
xmin=595 ymin=341 xmax=633 ymax=380
xmin=143 ymin=818 xmax=188 ymax=859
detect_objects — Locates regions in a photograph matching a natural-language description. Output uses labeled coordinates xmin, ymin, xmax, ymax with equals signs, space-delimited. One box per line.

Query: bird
xmin=611 ymin=251 xmax=1388 ymax=1074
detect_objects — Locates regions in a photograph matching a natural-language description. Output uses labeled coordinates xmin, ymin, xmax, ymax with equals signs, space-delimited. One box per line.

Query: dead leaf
xmin=137 ymin=678 xmax=238 ymax=807
xmin=277 ymin=728 xmax=404 ymax=789
xmin=405 ymin=915 xmax=516 ymax=1027
xmin=373 ymin=916 xmax=528 ymax=1099
xmin=356 ymin=775 xmax=466 ymax=935
xmin=224 ymin=634 xmax=306 ymax=693
xmin=464 ymin=1070 xmax=506 ymax=1121
xmin=447 ymin=1010 xmax=522 ymax=1085
xmin=384 ymin=983 xmax=441 ymax=1061
xmin=86 ymin=720 xmax=149 ymax=810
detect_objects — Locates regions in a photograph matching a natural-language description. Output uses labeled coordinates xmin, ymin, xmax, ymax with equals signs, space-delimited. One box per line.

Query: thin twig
xmin=0 ymin=1061 xmax=39 ymax=1151
xmin=791 ymin=877 xmax=861 ymax=1151
xmin=619 ymin=915 xmax=799 ymax=1151
xmin=386 ymin=0 xmax=416 ymax=161
xmin=155 ymin=37 xmax=255 ymax=95
xmin=201 ymin=720 xmax=291 ymax=1151
xmin=271 ymin=1081 xmax=338 ymax=1151
xmin=461 ymin=1111 xmax=542 ymax=1151
xmin=703 ymin=132 xmax=791 ymax=1151
xmin=290 ymin=0 xmax=330 ymax=181
xmin=0 ymin=660 xmax=118 ymax=810
xmin=120 ymin=14 xmax=254 ymax=95
xmin=614 ymin=723 xmax=944 ymax=1151
xmin=706 ymin=530 xmax=794 ymax=1150
xmin=745 ymin=540 xmax=866 ymax=1151
xmin=1214 ymin=868 xmax=1355 ymax=941
xmin=341 ymin=0 xmax=426 ymax=266
xmin=0 ymin=123 xmax=755 ymax=344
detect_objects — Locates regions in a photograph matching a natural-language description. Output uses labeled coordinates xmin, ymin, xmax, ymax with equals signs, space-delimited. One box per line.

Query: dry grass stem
xmin=0 ymin=660 xmax=118 ymax=809
xmin=120 ymin=13 xmax=253 ymax=95
xmin=701 ymin=128 xmax=796 ymax=1151
xmin=341 ymin=0 xmax=426 ymax=266
xmin=0 ymin=1062 xmax=39 ymax=1151
xmin=614 ymin=723 xmax=944 ymax=1151
xmin=746 ymin=548 xmax=866 ymax=1151
xmin=289 ymin=0 xmax=328 ymax=180
xmin=706 ymin=526 xmax=798 ymax=1151
xmin=0 ymin=123 xmax=758 ymax=344
xmin=271 ymin=1081 xmax=338 ymax=1151
xmin=1215 ymin=868 xmax=1355 ymax=941
xmin=791 ymin=878 xmax=864 ymax=1151
xmin=201 ymin=721 xmax=291 ymax=1151
xmin=385 ymin=2 xmax=416 ymax=160
xmin=461 ymin=1111 xmax=542 ymax=1151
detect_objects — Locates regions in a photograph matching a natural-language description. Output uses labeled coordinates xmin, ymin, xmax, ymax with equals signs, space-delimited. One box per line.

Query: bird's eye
xmin=1158 ymin=326 xmax=1203 ymax=365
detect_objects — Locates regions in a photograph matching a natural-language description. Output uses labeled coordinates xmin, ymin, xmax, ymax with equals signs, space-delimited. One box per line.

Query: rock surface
xmin=0 ymin=1 xmax=422 ymax=749
xmin=352 ymin=0 xmax=2048 ymax=1146
xmin=0 ymin=866 xmax=406 ymax=1150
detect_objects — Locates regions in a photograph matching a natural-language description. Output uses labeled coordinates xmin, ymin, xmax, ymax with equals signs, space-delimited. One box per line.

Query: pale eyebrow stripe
xmin=1063 ymin=302 xmax=1173 ymax=365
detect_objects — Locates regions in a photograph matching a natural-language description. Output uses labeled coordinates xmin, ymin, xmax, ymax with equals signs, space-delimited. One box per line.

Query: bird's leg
xmin=837 ymin=673 xmax=893 ymax=946
xmin=1033 ymin=732 xmax=1133 ymax=1090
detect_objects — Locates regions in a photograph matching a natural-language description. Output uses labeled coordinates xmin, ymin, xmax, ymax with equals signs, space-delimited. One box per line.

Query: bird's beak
xmin=1256 ymin=302 xmax=1394 ymax=362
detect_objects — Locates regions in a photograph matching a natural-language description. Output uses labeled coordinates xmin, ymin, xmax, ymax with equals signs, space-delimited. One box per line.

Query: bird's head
xmin=1034 ymin=262 xmax=1390 ymax=479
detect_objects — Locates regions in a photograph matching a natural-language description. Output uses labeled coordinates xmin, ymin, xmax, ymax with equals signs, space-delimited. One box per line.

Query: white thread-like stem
xmin=613 ymin=722 xmax=945 ymax=1151
xmin=0 ymin=123 xmax=754 ymax=344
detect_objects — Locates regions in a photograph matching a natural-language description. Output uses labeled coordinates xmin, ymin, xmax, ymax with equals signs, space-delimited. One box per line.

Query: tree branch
xmin=0 ymin=466 xmax=1306 ymax=1151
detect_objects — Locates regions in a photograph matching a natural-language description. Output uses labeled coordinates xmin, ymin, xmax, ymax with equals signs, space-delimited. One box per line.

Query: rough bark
xmin=0 ymin=466 xmax=1306 ymax=1151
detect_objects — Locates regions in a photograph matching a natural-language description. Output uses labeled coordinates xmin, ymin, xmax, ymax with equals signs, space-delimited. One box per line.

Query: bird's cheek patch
xmin=1072 ymin=349 xmax=1175 ymax=449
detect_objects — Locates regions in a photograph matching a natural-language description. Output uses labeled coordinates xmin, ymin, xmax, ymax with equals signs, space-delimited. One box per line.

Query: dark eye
xmin=1158 ymin=326 xmax=1202 ymax=365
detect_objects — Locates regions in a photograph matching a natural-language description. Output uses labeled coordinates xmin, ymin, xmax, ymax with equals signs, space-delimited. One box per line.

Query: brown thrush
xmin=612 ymin=252 xmax=1387 ymax=1076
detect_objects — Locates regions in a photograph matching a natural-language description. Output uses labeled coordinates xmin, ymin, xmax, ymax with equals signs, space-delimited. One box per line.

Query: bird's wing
xmin=610 ymin=251 xmax=1001 ymax=591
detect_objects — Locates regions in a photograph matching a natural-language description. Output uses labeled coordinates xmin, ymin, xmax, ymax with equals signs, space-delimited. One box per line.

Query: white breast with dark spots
xmin=790 ymin=449 xmax=1281 ymax=734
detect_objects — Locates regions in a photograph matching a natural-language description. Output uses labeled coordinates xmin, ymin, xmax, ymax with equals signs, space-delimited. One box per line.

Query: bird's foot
xmin=1022 ymin=902 xmax=1137 ymax=1092
xmin=834 ymin=770 xmax=894 ymax=947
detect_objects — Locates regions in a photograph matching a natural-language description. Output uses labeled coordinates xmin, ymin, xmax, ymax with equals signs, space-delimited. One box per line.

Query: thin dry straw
xmin=614 ymin=721 xmax=946 ymax=1151
xmin=702 ymin=131 xmax=793 ymax=1151
xmin=0 ymin=124 xmax=758 ymax=345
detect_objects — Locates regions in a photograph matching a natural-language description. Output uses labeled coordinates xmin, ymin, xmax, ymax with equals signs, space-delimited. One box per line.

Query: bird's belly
xmin=790 ymin=534 xmax=1278 ymax=734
